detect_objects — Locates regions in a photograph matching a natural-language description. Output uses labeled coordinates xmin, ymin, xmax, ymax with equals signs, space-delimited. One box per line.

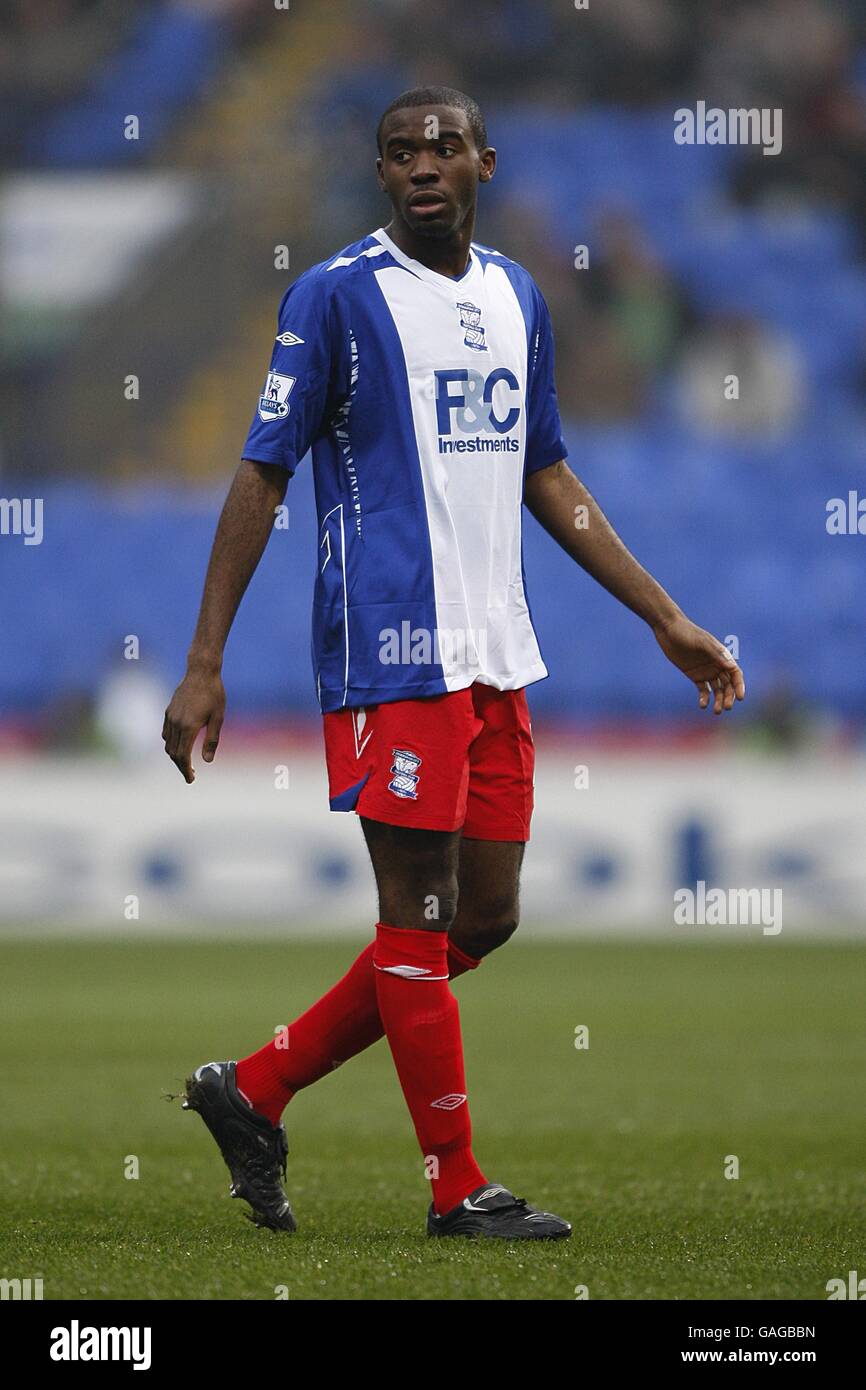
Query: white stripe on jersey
xmin=371 ymin=227 xmax=546 ymax=692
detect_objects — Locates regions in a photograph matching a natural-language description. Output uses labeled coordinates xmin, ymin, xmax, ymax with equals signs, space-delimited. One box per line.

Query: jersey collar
xmin=372 ymin=226 xmax=479 ymax=291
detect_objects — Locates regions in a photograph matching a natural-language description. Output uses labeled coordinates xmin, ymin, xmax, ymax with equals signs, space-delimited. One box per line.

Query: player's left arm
xmin=523 ymin=459 xmax=745 ymax=715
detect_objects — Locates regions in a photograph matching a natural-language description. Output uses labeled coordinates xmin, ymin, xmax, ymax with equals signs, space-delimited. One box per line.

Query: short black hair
xmin=376 ymin=86 xmax=488 ymax=157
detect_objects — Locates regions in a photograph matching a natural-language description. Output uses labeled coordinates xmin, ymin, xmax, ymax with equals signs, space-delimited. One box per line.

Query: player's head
xmin=375 ymin=86 xmax=495 ymax=239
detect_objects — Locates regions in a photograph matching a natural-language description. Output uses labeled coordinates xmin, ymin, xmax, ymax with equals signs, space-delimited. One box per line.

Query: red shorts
xmin=322 ymin=683 xmax=535 ymax=840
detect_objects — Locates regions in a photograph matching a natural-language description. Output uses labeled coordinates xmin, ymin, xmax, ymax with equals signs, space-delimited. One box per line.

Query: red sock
xmin=373 ymin=922 xmax=486 ymax=1215
xmin=235 ymin=936 xmax=480 ymax=1126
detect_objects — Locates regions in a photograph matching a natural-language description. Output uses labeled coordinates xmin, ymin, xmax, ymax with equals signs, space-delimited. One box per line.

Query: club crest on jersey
xmin=258 ymin=371 xmax=296 ymax=421
xmin=456 ymin=300 xmax=488 ymax=352
xmin=275 ymin=330 xmax=305 ymax=346
xmin=388 ymin=747 xmax=422 ymax=800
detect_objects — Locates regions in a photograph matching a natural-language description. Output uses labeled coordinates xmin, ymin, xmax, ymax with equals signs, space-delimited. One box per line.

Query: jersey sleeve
xmin=241 ymin=270 xmax=336 ymax=475
xmin=524 ymin=285 xmax=568 ymax=477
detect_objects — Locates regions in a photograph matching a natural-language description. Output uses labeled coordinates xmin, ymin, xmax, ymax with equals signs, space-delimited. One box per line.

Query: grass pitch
xmin=0 ymin=937 xmax=863 ymax=1301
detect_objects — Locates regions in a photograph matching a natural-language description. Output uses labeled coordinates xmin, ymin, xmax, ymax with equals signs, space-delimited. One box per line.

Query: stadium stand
xmin=2 ymin=0 xmax=865 ymax=732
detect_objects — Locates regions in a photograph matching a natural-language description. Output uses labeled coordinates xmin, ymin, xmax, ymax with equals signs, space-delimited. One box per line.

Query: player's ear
xmin=478 ymin=148 xmax=496 ymax=183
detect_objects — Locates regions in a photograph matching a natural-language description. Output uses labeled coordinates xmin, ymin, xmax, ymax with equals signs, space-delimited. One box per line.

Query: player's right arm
xmin=163 ymin=265 xmax=339 ymax=782
xmin=162 ymin=460 xmax=288 ymax=782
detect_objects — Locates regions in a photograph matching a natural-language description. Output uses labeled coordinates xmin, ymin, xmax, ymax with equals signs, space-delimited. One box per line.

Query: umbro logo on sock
xmin=375 ymin=964 xmax=449 ymax=980
xmin=378 ymin=964 xmax=433 ymax=978
xmin=430 ymin=1093 xmax=467 ymax=1110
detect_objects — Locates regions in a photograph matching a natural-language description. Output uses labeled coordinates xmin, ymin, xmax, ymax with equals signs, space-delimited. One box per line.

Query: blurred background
xmin=2 ymin=0 xmax=866 ymax=933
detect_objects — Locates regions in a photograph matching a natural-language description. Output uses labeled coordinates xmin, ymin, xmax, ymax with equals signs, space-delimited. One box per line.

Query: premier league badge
xmin=456 ymin=300 xmax=488 ymax=352
xmin=258 ymin=371 xmax=297 ymax=422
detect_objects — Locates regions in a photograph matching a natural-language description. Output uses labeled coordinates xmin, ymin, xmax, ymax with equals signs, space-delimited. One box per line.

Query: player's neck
xmin=382 ymin=217 xmax=474 ymax=280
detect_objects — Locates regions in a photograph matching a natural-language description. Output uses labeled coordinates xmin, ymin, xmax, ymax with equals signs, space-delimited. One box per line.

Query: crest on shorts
xmin=388 ymin=747 xmax=422 ymax=800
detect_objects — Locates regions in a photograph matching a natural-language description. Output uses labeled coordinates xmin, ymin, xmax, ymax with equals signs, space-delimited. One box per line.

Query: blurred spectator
xmin=675 ymin=313 xmax=803 ymax=437
xmin=571 ymin=209 xmax=694 ymax=417
xmin=736 ymin=675 xmax=828 ymax=754
xmin=0 ymin=1 xmax=131 ymax=163
xmin=94 ymin=650 xmax=170 ymax=761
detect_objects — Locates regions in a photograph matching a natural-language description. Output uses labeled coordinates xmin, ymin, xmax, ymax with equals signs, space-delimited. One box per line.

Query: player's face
xmin=376 ymin=105 xmax=495 ymax=238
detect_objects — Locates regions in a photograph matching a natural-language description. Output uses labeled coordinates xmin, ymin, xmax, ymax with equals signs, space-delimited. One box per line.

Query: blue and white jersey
xmin=241 ymin=226 xmax=568 ymax=713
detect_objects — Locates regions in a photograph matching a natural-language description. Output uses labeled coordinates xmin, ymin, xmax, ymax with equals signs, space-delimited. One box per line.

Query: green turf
xmin=0 ymin=937 xmax=863 ymax=1300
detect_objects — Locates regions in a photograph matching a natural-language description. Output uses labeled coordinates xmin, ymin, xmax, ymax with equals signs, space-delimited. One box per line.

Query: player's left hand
xmin=653 ymin=615 xmax=745 ymax=714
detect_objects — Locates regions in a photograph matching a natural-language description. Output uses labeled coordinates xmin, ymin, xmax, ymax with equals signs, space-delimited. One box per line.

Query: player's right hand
xmin=162 ymin=668 xmax=226 ymax=783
